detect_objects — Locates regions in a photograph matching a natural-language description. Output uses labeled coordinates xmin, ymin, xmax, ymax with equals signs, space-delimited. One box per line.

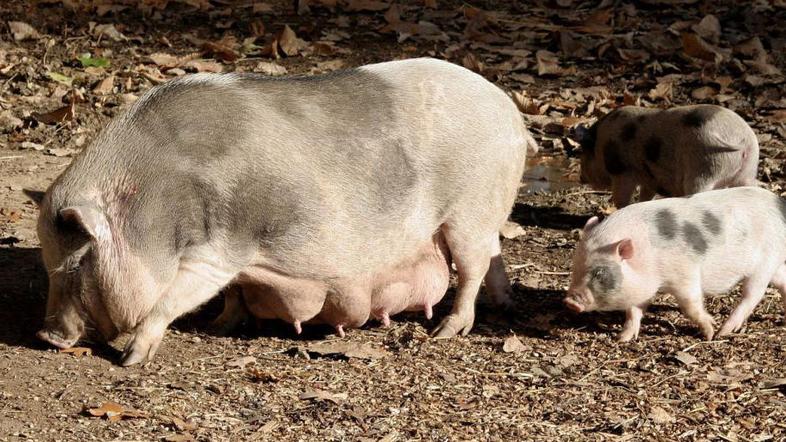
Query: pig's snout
xmin=37 ymin=328 xmax=79 ymax=349
xmin=564 ymin=290 xmax=593 ymax=313
xmin=37 ymin=308 xmax=84 ymax=349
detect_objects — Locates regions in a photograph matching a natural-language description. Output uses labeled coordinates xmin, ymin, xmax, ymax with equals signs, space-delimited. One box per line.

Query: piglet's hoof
xmin=431 ymin=313 xmax=474 ymax=338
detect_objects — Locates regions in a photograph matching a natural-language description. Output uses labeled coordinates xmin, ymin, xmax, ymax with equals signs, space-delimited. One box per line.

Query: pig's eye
xmin=55 ymin=212 xmax=87 ymax=236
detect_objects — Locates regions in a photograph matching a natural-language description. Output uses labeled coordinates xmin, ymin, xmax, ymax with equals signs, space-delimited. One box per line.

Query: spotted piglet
xmin=574 ymin=105 xmax=759 ymax=208
xmin=564 ymin=187 xmax=786 ymax=341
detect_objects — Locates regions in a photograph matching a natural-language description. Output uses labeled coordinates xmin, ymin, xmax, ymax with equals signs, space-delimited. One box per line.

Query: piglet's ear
xmin=573 ymin=124 xmax=590 ymax=143
xmin=583 ymin=216 xmax=600 ymax=232
xmin=59 ymin=206 xmax=109 ymax=241
xmin=616 ymin=238 xmax=634 ymax=260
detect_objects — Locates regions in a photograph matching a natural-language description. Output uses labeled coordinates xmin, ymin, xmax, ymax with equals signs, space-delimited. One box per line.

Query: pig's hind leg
xmin=431 ymin=227 xmax=493 ymax=338
xmin=483 ymin=235 xmax=514 ymax=309
xmin=720 ymin=263 xmax=785 ymax=336
xmin=209 ymin=286 xmax=249 ymax=336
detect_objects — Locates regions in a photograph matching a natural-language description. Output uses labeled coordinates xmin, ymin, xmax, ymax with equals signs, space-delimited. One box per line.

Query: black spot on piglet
xmin=681 ymin=107 xmax=718 ymax=127
xmin=655 ymin=209 xmax=678 ymax=240
xmin=683 ymin=222 xmax=708 ymax=255
xmin=701 ymin=211 xmax=722 ymax=235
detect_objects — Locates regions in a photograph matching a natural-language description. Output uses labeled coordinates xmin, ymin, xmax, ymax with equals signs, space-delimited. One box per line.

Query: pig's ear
xmin=616 ymin=238 xmax=634 ymax=260
xmin=59 ymin=206 xmax=109 ymax=241
xmin=23 ymin=189 xmax=46 ymax=207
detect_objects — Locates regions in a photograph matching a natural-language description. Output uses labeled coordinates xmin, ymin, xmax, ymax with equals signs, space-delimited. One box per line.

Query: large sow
xmin=32 ymin=58 xmax=534 ymax=365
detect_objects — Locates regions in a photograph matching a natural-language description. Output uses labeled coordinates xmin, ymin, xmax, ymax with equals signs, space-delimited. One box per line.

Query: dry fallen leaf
xmin=299 ymin=388 xmax=348 ymax=404
xmin=649 ymin=405 xmax=676 ymax=424
xmin=681 ymin=32 xmax=729 ymax=64
xmin=305 ymin=341 xmax=389 ymax=360
xmin=673 ymin=351 xmax=698 ymax=366
xmin=255 ymin=61 xmax=288 ymax=76
xmin=247 ymin=367 xmax=280 ymax=383
xmin=536 ymin=50 xmax=575 ymax=76
xmin=93 ymin=24 xmax=126 ymax=42
xmin=59 ymin=347 xmax=92 ymax=357
xmin=691 ymin=14 xmax=720 ymax=44
xmin=93 ymin=76 xmax=114 ymax=95
xmin=226 ymin=355 xmax=257 ymax=368
xmin=277 ymin=25 xmax=308 ymax=56
xmin=45 ymin=147 xmax=79 ymax=157
xmin=500 ymin=221 xmax=525 ymax=240
xmin=87 ymin=402 xmax=147 ymax=422
xmin=502 ymin=334 xmax=527 ymax=353
xmin=148 ymin=52 xmax=182 ymax=68
xmin=8 ymin=21 xmax=39 ymax=41
xmin=346 ymin=0 xmax=389 ymax=11
xmin=761 ymin=378 xmax=786 ymax=390
xmin=33 ymin=101 xmax=75 ymax=125
xmin=182 ymin=60 xmax=223 ymax=73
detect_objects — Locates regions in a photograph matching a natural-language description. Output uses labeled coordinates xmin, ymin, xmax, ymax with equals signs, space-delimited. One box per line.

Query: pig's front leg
xmin=121 ymin=255 xmax=241 ymax=366
xmin=610 ymin=176 xmax=637 ymax=208
xmin=672 ymin=276 xmax=715 ymax=340
xmin=618 ymin=303 xmax=648 ymax=342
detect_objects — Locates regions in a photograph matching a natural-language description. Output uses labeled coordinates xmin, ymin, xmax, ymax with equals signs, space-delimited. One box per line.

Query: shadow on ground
xmin=511 ymin=202 xmax=591 ymax=231
xmin=0 ymin=246 xmax=48 ymax=349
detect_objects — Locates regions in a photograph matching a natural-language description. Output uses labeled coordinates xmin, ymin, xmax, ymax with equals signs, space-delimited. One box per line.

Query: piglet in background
xmin=572 ymin=105 xmax=759 ymax=208
xmin=565 ymin=187 xmax=786 ymax=341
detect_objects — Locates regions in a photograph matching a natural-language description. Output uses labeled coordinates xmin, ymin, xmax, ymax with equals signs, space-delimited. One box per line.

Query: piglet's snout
xmin=564 ymin=290 xmax=592 ymax=313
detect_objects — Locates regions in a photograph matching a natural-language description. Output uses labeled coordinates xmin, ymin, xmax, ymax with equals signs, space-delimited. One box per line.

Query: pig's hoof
xmin=616 ymin=328 xmax=639 ymax=342
xmin=717 ymin=320 xmax=744 ymax=338
xmin=431 ymin=313 xmax=474 ymax=338
xmin=120 ymin=331 xmax=163 ymax=366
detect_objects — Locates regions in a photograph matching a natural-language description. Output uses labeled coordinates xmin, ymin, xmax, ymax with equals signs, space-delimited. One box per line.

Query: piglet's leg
xmin=121 ymin=255 xmax=240 ymax=366
xmin=610 ymin=176 xmax=636 ymax=208
xmin=718 ymin=270 xmax=774 ymax=337
xmin=771 ymin=264 xmax=786 ymax=316
xmin=638 ymin=186 xmax=657 ymax=203
xmin=673 ymin=275 xmax=715 ymax=340
xmin=618 ymin=303 xmax=647 ymax=342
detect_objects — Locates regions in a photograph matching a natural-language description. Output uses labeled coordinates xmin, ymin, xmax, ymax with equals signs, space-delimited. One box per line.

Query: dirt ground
xmin=2 ymin=0 xmax=786 ymax=440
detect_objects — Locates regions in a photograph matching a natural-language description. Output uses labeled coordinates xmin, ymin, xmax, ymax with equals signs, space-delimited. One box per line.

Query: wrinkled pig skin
xmin=575 ymin=105 xmax=759 ymax=208
xmin=33 ymin=58 xmax=535 ymax=366
xmin=565 ymin=187 xmax=786 ymax=342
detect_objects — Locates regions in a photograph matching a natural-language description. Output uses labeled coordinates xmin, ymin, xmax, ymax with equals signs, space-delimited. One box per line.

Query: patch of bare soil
xmin=1 ymin=0 xmax=786 ymax=440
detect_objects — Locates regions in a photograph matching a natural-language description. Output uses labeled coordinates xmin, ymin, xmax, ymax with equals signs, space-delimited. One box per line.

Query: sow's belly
xmin=232 ymin=233 xmax=451 ymax=335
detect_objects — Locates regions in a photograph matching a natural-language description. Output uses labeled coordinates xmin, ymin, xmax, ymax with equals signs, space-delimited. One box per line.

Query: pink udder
xmin=234 ymin=233 xmax=451 ymax=333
